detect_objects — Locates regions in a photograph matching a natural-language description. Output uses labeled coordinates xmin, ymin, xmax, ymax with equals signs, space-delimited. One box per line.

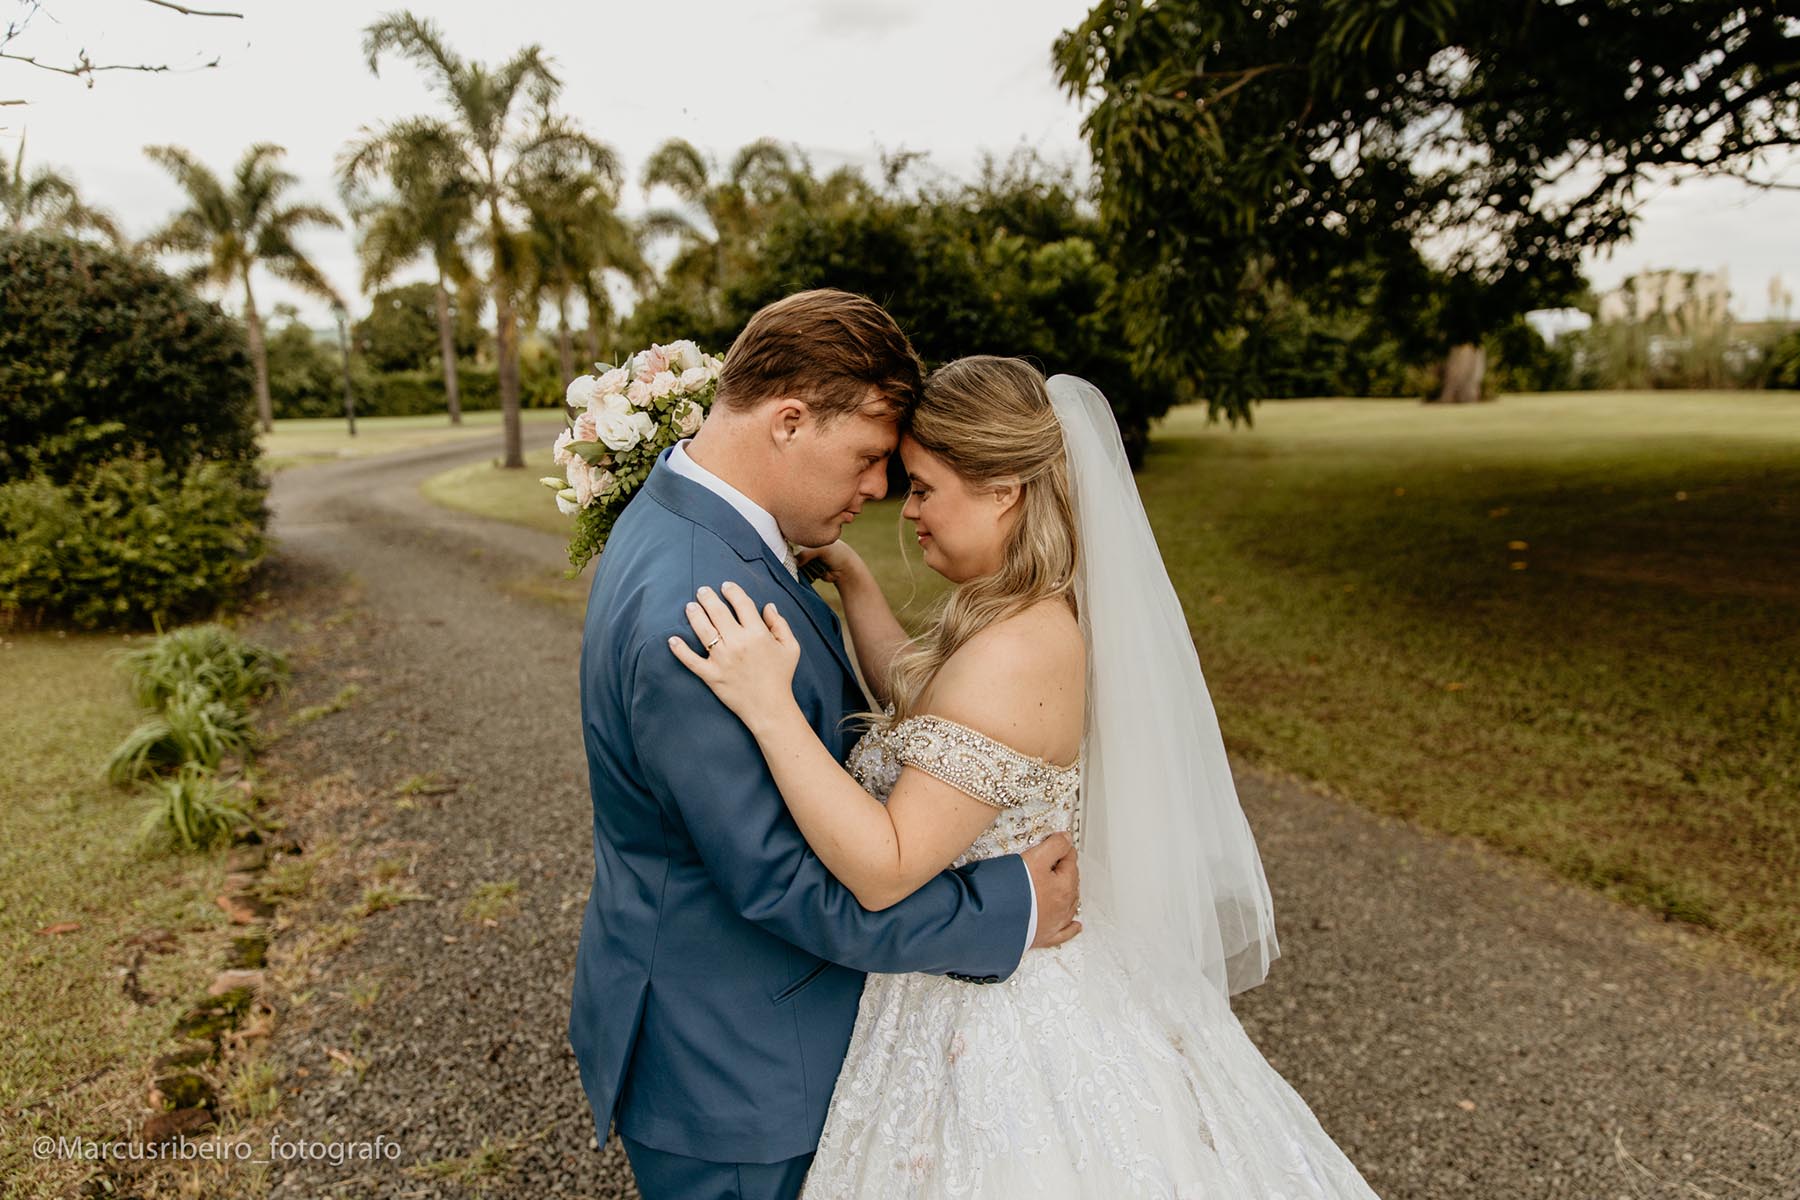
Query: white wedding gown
xmin=800 ymin=710 xmax=1383 ymax=1200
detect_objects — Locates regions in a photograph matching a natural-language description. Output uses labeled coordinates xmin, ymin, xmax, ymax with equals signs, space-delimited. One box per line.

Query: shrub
xmin=117 ymin=622 xmax=288 ymax=710
xmin=137 ymin=762 xmax=252 ymax=852
xmin=105 ymin=680 xmax=254 ymax=785
xmin=1764 ymin=329 xmax=1800 ymax=390
xmin=0 ymin=231 xmax=258 ymax=486
xmin=0 ymin=450 xmax=268 ymax=630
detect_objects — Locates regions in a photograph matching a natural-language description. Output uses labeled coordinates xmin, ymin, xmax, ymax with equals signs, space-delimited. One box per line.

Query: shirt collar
xmin=666 ymin=439 xmax=792 ymax=567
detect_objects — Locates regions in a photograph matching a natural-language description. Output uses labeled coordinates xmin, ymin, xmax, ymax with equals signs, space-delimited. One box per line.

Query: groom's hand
xmin=1022 ymin=833 xmax=1081 ymax=948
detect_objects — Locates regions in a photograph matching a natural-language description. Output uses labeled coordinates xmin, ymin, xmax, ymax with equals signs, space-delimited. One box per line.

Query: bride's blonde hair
xmin=879 ymin=356 xmax=1079 ymax=726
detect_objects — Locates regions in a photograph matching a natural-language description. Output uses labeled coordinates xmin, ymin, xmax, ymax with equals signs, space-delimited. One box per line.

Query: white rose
xmin=552 ymin=427 xmax=576 ymax=466
xmin=649 ymin=370 xmax=679 ymax=399
xmin=628 ymin=411 xmax=656 ymax=442
xmin=556 ymin=489 xmax=580 ymax=516
xmin=594 ymin=408 xmax=644 ymax=451
xmin=589 ymin=390 xmax=631 ymax=418
xmin=666 ymin=339 xmax=704 ymax=372
xmin=702 ymin=353 xmax=725 ymax=376
xmin=595 ymin=367 xmax=629 ymax=394
xmin=673 ymin=399 xmax=703 ymax=437
xmin=566 ymin=375 xmax=601 ymax=409
xmin=626 ymin=380 xmax=653 ymax=408
xmin=677 ymin=366 xmax=710 ymax=392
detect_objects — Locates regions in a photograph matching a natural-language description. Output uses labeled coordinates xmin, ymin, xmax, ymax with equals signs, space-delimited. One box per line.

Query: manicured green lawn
xmin=420 ymin=391 xmax=1800 ymax=969
xmin=0 ymin=632 xmax=235 ymax=1196
xmin=260 ymin=409 xmax=565 ymax=471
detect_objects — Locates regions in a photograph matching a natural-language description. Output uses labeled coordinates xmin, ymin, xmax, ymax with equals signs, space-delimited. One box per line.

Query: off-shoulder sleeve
xmin=891 ymin=714 xmax=1079 ymax=810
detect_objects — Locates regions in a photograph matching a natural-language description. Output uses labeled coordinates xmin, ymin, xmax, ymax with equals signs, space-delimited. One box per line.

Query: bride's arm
xmin=800 ymin=542 xmax=910 ymax=704
xmin=671 ymin=582 xmax=1079 ymax=911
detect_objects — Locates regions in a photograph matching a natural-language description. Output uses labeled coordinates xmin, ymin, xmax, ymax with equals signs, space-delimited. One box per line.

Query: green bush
xmin=0 ymin=450 xmax=268 ymax=630
xmin=105 ymin=680 xmax=255 ymax=784
xmin=0 ymin=231 xmax=258 ymax=486
xmin=117 ymin=622 xmax=288 ymax=710
xmin=1763 ymin=329 xmax=1800 ymax=390
xmin=136 ymin=762 xmax=252 ymax=852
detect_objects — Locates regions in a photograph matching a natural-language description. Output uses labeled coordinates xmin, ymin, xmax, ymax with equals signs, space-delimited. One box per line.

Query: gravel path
xmin=255 ymin=435 xmax=1799 ymax=1200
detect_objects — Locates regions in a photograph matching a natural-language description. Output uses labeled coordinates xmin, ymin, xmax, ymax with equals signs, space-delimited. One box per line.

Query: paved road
xmin=257 ymin=434 xmax=1799 ymax=1200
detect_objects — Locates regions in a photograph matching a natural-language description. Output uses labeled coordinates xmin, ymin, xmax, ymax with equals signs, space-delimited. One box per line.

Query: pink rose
xmin=573 ymin=411 xmax=599 ymax=443
xmin=626 ymin=379 xmax=653 ymax=408
xmin=649 ymin=370 xmax=679 ymax=399
xmin=673 ymin=399 xmax=703 ymax=437
xmin=635 ymin=345 xmax=671 ymax=382
xmin=595 ymin=367 xmax=629 ymax=394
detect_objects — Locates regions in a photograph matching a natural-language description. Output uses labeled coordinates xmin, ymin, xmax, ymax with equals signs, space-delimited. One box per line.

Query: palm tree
xmin=517 ymin=153 xmax=650 ymax=384
xmin=363 ymin=11 xmax=619 ymax=469
xmin=339 ymin=119 xmax=480 ymax=423
xmin=3 ymin=132 xmax=124 ymax=245
xmin=641 ymin=138 xmax=870 ymax=317
xmin=139 ymin=143 xmax=342 ymax=433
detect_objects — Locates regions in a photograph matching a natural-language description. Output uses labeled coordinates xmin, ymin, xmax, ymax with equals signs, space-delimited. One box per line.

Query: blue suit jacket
xmin=569 ymin=448 xmax=1034 ymax=1164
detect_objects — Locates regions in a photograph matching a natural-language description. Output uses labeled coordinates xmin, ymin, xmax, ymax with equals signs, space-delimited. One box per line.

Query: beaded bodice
xmin=845 ymin=709 xmax=1082 ymax=869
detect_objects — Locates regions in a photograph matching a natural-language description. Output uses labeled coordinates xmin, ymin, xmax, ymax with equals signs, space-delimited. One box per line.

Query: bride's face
xmin=898 ymin=435 xmax=1021 ymax=584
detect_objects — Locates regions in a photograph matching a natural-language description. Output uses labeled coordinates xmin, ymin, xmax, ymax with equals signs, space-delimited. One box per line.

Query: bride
xmin=669 ymin=357 xmax=1381 ymax=1198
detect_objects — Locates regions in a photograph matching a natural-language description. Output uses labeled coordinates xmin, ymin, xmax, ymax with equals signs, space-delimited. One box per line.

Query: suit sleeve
xmin=626 ymin=626 xmax=1032 ymax=980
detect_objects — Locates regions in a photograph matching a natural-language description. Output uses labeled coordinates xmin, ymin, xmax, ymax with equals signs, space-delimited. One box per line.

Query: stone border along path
xmin=251 ymin=434 xmax=1798 ymax=1200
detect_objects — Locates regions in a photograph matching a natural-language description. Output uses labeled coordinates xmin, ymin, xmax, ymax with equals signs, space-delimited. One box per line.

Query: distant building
xmin=1596 ymin=269 xmax=1732 ymax=333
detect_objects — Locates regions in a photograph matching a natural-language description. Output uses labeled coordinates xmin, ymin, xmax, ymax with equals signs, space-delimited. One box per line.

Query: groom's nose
xmin=861 ymin=462 xmax=889 ymax=501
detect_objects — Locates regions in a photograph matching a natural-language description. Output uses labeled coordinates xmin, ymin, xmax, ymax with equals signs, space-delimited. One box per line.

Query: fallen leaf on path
xmin=35 ymin=922 xmax=81 ymax=936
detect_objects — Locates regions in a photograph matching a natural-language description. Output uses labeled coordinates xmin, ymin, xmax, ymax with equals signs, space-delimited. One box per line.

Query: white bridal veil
xmin=1046 ymin=374 xmax=1280 ymax=998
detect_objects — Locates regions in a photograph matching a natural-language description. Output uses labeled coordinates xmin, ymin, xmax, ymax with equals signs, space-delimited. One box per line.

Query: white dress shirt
xmin=661 ymin=439 xmax=1040 ymax=963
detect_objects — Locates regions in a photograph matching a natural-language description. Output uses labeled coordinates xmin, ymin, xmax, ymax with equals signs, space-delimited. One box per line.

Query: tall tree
xmin=517 ymin=153 xmax=649 ymax=384
xmin=339 ymin=118 xmax=480 ymax=423
xmin=1055 ymin=0 xmax=1800 ymax=413
xmin=2 ymin=131 xmax=121 ymax=243
xmin=640 ymin=138 xmax=845 ymax=303
xmin=363 ymin=10 xmax=619 ymax=468
xmin=139 ymin=142 xmax=341 ymax=432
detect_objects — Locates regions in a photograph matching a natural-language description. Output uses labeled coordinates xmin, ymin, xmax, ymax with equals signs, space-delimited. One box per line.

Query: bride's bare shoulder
xmin=922 ymin=599 xmax=1084 ymax=765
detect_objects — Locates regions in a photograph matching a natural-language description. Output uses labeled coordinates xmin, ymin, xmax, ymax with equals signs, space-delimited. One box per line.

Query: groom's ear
xmin=767 ymin=396 xmax=808 ymax=446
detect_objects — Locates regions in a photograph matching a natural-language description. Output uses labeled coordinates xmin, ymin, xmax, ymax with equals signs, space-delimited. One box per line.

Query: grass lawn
xmin=418 ymin=390 xmax=1800 ymax=969
xmin=260 ymin=409 xmax=565 ymax=472
xmin=0 ymin=632 xmax=237 ymax=1196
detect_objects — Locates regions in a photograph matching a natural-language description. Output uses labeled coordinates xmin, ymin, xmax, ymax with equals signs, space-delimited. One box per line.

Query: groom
xmin=569 ymin=289 xmax=1081 ymax=1200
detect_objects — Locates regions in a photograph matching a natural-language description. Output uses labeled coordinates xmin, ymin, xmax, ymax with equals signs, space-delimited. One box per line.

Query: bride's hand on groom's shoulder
xmin=668 ymin=581 xmax=802 ymax=725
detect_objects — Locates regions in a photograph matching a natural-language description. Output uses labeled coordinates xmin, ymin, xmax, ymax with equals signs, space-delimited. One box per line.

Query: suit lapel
xmin=642 ymin=450 xmax=859 ymax=685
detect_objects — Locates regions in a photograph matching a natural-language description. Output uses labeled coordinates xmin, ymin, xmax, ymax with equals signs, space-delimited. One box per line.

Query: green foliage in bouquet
xmin=549 ymin=341 xmax=725 ymax=574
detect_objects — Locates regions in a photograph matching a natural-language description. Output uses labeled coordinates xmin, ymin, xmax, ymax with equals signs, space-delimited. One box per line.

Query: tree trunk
xmin=583 ymin=310 xmax=601 ymax=369
xmin=434 ymin=274 xmax=462 ymax=426
xmin=241 ymin=274 xmax=273 ymax=433
xmin=556 ymin=291 xmax=575 ymax=387
xmin=1434 ymin=343 xmax=1487 ymax=404
xmin=495 ymin=284 xmax=524 ymax=469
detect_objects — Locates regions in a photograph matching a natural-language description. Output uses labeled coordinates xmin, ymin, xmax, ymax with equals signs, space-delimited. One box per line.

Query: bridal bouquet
xmin=544 ymin=340 xmax=723 ymax=572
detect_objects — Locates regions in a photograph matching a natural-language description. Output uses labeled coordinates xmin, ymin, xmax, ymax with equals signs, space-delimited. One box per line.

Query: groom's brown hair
xmin=715 ymin=289 xmax=924 ymax=422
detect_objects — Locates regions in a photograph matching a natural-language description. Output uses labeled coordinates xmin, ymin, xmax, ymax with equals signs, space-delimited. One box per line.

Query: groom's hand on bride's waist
xmin=1023 ymin=833 xmax=1081 ymax=949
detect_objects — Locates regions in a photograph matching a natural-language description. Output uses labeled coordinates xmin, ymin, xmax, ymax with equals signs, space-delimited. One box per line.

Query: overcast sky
xmin=6 ymin=0 xmax=1798 ymax=327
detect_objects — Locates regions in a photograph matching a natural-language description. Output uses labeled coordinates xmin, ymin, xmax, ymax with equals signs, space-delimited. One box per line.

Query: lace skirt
xmin=801 ymin=907 xmax=1382 ymax=1200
